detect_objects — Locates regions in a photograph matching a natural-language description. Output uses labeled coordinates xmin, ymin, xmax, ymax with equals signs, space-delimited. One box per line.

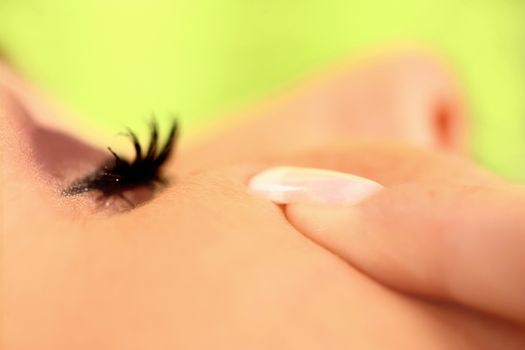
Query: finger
xmin=250 ymin=165 xmax=525 ymax=324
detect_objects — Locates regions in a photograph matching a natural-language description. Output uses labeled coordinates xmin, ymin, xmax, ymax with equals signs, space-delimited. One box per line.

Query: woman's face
xmin=2 ymin=53 xmax=524 ymax=349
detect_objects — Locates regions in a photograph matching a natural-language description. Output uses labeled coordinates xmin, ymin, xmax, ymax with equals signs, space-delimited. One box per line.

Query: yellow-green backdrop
xmin=1 ymin=1 xmax=524 ymax=178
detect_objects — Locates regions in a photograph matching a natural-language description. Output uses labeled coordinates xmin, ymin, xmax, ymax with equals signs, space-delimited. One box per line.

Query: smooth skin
xmin=2 ymin=51 xmax=525 ymax=349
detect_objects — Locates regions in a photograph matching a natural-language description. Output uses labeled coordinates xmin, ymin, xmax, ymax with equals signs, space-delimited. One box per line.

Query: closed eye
xmin=62 ymin=119 xmax=179 ymax=211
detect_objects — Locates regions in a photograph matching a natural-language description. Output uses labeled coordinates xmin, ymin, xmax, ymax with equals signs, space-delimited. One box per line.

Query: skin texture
xmin=2 ymin=51 xmax=525 ymax=349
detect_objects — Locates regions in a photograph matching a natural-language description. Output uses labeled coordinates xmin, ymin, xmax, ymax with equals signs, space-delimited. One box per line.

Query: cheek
xmin=5 ymin=168 xmax=481 ymax=349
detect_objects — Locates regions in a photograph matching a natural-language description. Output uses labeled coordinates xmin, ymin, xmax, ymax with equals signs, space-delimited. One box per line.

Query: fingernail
xmin=248 ymin=166 xmax=383 ymax=205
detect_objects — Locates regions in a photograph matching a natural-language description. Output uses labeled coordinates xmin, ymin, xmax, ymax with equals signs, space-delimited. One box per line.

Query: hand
xmin=250 ymin=141 xmax=525 ymax=326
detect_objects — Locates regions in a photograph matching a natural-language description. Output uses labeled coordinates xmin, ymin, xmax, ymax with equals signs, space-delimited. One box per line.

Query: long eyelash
xmin=62 ymin=119 xmax=178 ymax=205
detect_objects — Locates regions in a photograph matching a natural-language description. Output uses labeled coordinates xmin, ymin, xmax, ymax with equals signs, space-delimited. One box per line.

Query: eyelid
xmin=1 ymin=74 xmax=178 ymax=213
xmin=1 ymin=86 xmax=107 ymax=182
xmin=61 ymin=119 xmax=179 ymax=212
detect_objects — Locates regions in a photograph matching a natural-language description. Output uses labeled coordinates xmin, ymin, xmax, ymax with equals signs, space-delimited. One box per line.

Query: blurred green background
xmin=0 ymin=1 xmax=524 ymax=178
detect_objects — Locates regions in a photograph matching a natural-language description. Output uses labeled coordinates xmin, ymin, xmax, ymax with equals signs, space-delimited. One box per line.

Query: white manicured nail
xmin=248 ymin=166 xmax=383 ymax=205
